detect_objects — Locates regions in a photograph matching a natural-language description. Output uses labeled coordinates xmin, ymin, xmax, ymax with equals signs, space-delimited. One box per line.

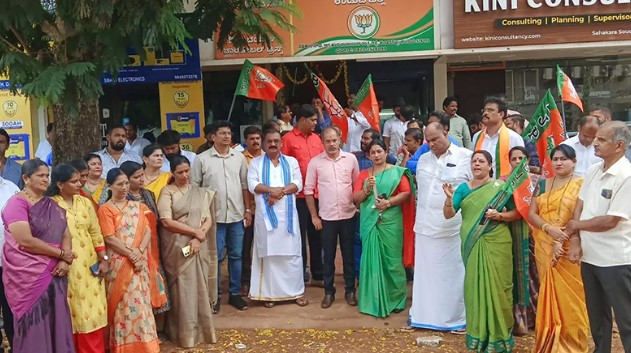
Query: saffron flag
xmin=522 ymin=89 xmax=566 ymax=178
xmin=235 ymin=59 xmax=284 ymax=101
xmin=353 ymin=74 xmax=380 ymax=132
xmin=511 ymin=159 xmax=536 ymax=223
xmin=305 ymin=65 xmax=349 ymax=142
xmin=557 ymin=65 xmax=584 ymax=112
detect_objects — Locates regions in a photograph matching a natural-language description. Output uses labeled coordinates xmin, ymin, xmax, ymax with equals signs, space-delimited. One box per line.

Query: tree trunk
xmin=52 ymin=96 xmax=102 ymax=164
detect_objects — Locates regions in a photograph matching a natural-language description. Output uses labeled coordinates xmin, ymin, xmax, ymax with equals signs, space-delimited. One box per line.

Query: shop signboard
xmin=103 ymin=39 xmax=202 ymax=84
xmin=454 ymin=0 xmax=631 ymax=49
xmin=159 ymin=80 xmax=205 ymax=151
xmin=0 ymin=81 xmax=34 ymax=161
xmin=214 ymin=0 xmax=434 ymax=59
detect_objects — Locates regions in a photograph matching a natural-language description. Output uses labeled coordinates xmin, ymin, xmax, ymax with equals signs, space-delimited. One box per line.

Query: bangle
xmin=57 ymin=249 xmax=64 ymax=260
xmin=245 ymin=209 xmax=252 ymax=213
xmin=444 ymin=203 xmax=453 ymax=208
xmin=542 ymin=223 xmax=550 ymax=233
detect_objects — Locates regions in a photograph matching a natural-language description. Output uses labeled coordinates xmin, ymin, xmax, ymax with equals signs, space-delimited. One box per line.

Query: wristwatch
xmin=101 ymin=255 xmax=110 ymax=262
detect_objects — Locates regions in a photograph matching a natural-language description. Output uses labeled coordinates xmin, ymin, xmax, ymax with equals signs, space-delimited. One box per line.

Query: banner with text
xmin=0 ymin=87 xmax=34 ymax=161
xmin=215 ymin=0 xmax=434 ymax=59
xmin=454 ymin=0 xmax=631 ymax=49
xmin=159 ymin=81 xmax=205 ymax=152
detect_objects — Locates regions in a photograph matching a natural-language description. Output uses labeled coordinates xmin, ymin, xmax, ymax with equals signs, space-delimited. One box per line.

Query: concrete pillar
xmin=433 ymin=56 xmax=448 ymax=110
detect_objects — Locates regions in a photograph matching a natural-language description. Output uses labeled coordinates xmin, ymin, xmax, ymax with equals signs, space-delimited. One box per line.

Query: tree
xmin=0 ymin=0 xmax=297 ymax=163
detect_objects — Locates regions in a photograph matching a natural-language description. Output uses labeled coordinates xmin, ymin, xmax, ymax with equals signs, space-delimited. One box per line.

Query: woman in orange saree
xmin=97 ymin=168 xmax=159 ymax=353
xmin=120 ymin=161 xmax=169 ymax=314
xmin=528 ymin=145 xmax=589 ymax=353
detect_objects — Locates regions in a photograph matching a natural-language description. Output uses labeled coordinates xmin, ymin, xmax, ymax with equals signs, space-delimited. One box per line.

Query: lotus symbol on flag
xmin=255 ymin=69 xmax=273 ymax=84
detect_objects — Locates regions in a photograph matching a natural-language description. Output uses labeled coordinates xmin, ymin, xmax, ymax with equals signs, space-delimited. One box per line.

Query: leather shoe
xmin=345 ymin=292 xmax=358 ymax=306
xmin=321 ymin=294 xmax=335 ymax=308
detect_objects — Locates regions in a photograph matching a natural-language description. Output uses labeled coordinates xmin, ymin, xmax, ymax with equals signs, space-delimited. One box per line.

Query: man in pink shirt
xmin=305 ymin=127 xmax=360 ymax=309
xmin=282 ymin=104 xmax=325 ymax=285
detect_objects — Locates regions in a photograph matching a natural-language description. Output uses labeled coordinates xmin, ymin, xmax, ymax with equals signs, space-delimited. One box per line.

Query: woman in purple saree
xmin=1 ymin=159 xmax=76 ymax=353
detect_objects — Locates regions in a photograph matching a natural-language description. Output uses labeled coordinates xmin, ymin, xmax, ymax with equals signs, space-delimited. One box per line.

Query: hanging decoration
xmin=278 ymin=61 xmax=350 ymax=98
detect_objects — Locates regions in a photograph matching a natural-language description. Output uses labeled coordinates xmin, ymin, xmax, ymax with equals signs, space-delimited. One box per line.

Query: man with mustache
xmin=191 ymin=121 xmax=251 ymax=312
xmin=471 ymin=97 xmax=524 ymax=178
xmin=305 ymin=127 xmax=360 ymax=308
xmin=281 ymin=105 xmax=325 ymax=286
xmin=94 ymin=125 xmax=142 ymax=178
xmin=247 ymin=129 xmax=307 ymax=308
xmin=240 ymin=126 xmax=263 ymax=296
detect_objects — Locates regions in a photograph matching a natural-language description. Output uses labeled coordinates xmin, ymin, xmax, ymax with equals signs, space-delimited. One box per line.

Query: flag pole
xmin=558 ymin=92 xmax=568 ymax=138
xmin=227 ymin=93 xmax=237 ymax=122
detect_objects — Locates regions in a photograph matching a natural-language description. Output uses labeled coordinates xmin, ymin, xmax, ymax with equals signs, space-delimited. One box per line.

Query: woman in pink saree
xmin=2 ymin=159 xmax=76 ymax=353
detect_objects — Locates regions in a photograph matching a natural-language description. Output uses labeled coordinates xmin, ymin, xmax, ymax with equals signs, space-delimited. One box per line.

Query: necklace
xmin=175 ymin=183 xmax=189 ymax=194
xmin=111 ymin=199 xmax=127 ymax=211
xmin=546 ymin=175 xmax=574 ymax=223
xmin=22 ymin=190 xmax=42 ymax=204
xmin=470 ymin=176 xmax=491 ymax=189
xmin=145 ymin=170 xmax=160 ymax=184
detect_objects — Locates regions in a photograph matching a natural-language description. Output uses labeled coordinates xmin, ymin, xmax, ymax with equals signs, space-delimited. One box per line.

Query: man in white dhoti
xmin=404 ymin=122 xmax=472 ymax=333
xmin=247 ymin=129 xmax=309 ymax=308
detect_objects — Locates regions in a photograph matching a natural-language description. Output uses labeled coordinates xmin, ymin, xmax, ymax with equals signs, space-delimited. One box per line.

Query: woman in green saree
xmin=443 ymin=150 xmax=517 ymax=352
xmin=352 ymin=140 xmax=414 ymax=318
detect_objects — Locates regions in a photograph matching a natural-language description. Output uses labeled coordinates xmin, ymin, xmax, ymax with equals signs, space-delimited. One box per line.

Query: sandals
xmin=450 ymin=328 xmax=467 ymax=335
xmin=400 ymin=326 xmax=417 ymax=333
xmin=295 ymin=297 xmax=309 ymax=307
xmin=264 ymin=302 xmax=275 ymax=308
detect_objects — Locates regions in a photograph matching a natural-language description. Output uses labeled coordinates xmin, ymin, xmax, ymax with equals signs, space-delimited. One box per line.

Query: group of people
xmin=0 ymin=91 xmax=629 ymax=353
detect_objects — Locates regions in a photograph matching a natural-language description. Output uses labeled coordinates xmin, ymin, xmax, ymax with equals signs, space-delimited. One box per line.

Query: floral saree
xmin=97 ymin=201 xmax=159 ymax=353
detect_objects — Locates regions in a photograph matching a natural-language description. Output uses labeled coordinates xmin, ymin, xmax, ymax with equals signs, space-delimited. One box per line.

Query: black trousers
xmin=296 ymin=198 xmax=323 ymax=281
xmin=0 ymin=267 xmax=14 ymax=352
xmin=241 ymin=223 xmax=254 ymax=286
xmin=321 ymin=217 xmax=356 ymax=296
xmin=581 ymin=262 xmax=631 ymax=353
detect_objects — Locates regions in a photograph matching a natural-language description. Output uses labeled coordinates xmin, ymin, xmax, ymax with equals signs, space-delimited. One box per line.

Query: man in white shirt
xmin=472 ymin=97 xmax=524 ymax=178
xmin=382 ymin=104 xmax=406 ymax=156
xmin=406 ymin=122 xmax=471 ymax=333
xmin=94 ymin=125 xmax=143 ymax=178
xmin=35 ymin=123 xmax=53 ymax=162
xmin=561 ymin=114 xmax=601 ymax=177
xmin=157 ymin=130 xmax=197 ymax=172
xmin=124 ymin=123 xmax=151 ymax=156
xmin=0 ymin=158 xmax=20 ymax=352
xmin=567 ymin=121 xmax=631 ymax=353
xmin=343 ymin=94 xmax=371 ymax=153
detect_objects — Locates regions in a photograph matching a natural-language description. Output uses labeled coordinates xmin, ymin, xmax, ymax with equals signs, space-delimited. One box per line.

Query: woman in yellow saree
xmin=82 ymin=153 xmax=106 ymax=204
xmin=143 ymin=144 xmax=171 ymax=198
xmin=97 ymin=168 xmax=159 ymax=353
xmin=528 ymin=145 xmax=589 ymax=353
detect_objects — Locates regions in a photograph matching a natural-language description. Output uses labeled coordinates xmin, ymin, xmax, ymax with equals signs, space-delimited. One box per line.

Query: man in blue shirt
xmin=0 ymin=129 xmax=22 ymax=186
xmin=406 ymin=112 xmax=460 ymax=174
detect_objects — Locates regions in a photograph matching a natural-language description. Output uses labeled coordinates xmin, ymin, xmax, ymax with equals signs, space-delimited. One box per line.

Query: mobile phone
xmin=90 ymin=262 xmax=100 ymax=276
xmin=182 ymin=245 xmax=191 ymax=258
